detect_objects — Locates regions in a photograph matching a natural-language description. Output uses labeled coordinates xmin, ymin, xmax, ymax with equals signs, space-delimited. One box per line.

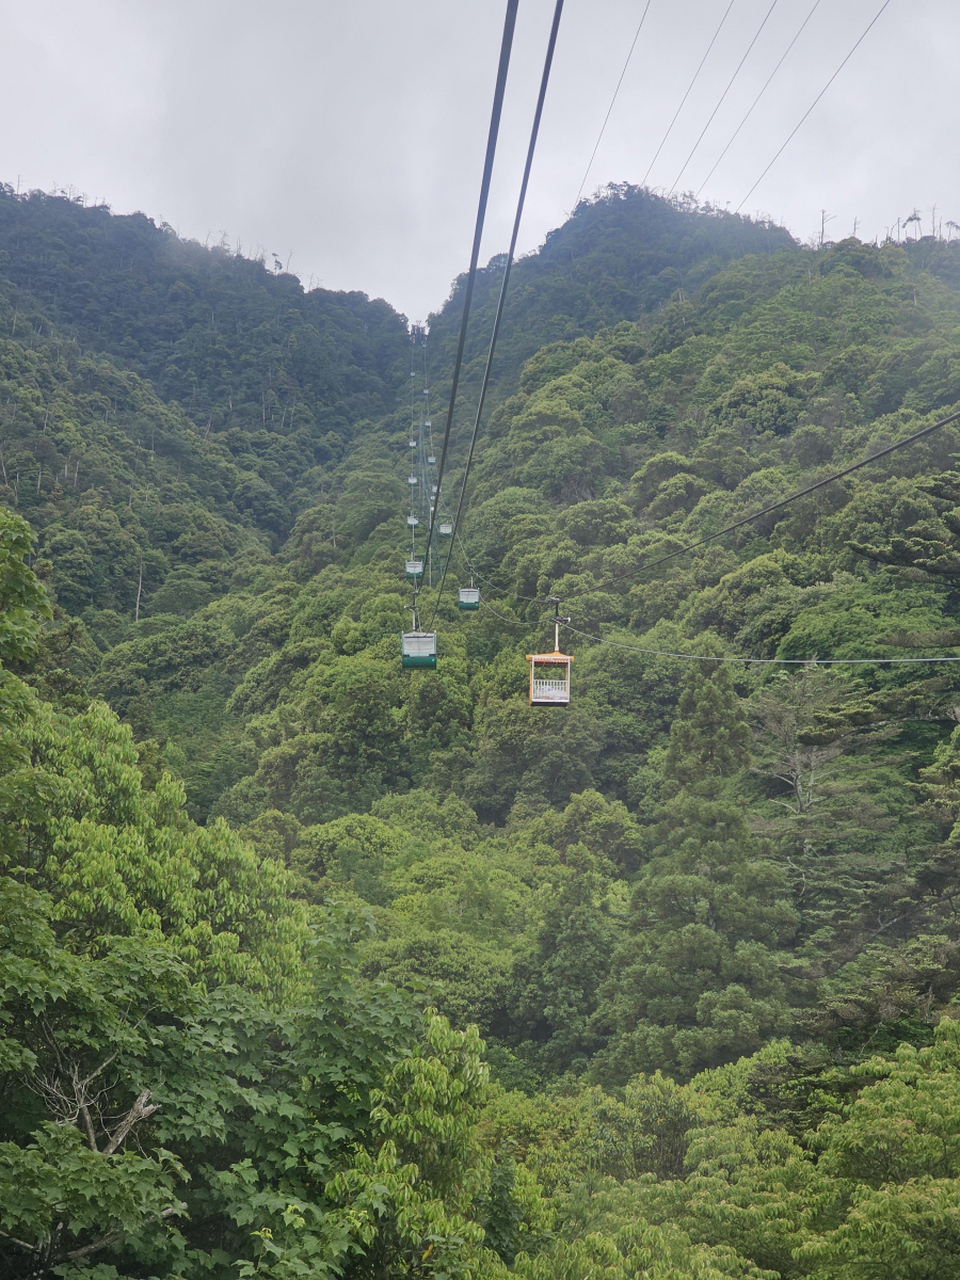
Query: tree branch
xmin=78 ymin=1051 xmax=118 ymax=1092
xmin=79 ymin=1101 xmax=98 ymax=1152
xmin=0 ymin=1228 xmax=38 ymax=1252
xmin=102 ymin=1089 xmax=158 ymax=1155
xmin=62 ymin=1204 xmax=184 ymax=1262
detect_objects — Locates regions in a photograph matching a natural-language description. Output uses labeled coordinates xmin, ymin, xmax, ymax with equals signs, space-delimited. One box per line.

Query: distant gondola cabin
xmin=458 ymin=587 xmax=480 ymax=610
xmin=526 ymin=649 xmax=572 ymax=706
xmin=405 ymin=559 xmax=424 ymax=579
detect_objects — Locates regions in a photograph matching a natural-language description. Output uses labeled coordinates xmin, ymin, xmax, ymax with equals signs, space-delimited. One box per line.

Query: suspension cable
xmin=429 ymin=403 xmax=960 ymax=614
xmin=575 ymin=0 xmax=653 ymax=207
xmin=422 ymin=0 xmax=519 ymax=574
xmin=735 ymin=0 xmax=893 ymax=213
xmin=641 ymin=0 xmax=736 ymax=187
xmin=695 ymin=0 xmax=822 ymax=199
xmin=548 ymin=405 xmax=960 ymax=604
xmin=427 ymin=0 xmax=565 ymax=630
xmin=668 ymin=0 xmax=779 ymax=195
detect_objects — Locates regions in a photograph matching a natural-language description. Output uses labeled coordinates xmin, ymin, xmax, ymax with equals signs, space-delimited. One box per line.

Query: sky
xmin=0 ymin=0 xmax=953 ymax=322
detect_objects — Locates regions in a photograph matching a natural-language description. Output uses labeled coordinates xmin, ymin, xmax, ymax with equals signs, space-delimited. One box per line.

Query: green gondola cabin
xmin=401 ymin=631 xmax=438 ymax=669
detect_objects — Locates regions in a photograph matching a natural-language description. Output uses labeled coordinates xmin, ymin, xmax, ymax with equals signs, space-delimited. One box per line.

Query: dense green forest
xmin=6 ymin=181 xmax=960 ymax=1277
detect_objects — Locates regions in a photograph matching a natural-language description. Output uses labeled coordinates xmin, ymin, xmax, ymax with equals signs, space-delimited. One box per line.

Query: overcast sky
xmin=0 ymin=0 xmax=952 ymax=321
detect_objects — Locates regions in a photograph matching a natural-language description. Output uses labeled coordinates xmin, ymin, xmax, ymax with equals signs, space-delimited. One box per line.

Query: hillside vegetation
xmin=5 ymin=183 xmax=960 ymax=1277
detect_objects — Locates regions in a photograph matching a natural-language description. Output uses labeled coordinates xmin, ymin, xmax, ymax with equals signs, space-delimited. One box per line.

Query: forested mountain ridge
xmin=6 ymin=184 xmax=960 ymax=1277
xmin=0 ymin=185 xmax=408 ymax=435
xmin=426 ymin=184 xmax=796 ymax=405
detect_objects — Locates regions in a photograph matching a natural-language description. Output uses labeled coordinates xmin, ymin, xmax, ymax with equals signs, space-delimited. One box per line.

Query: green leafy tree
xmin=511 ymin=847 xmax=620 ymax=1071
xmin=0 ymin=509 xmax=52 ymax=664
xmin=323 ymin=1014 xmax=503 ymax=1279
xmin=746 ymin=665 xmax=912 ymax=964
xmin=595 ymin=657 xmax=795 ymax=1081
xmin=796 ymin=1019 xmax=960 ymax=1278
xmin=0 ymin=877 xmax=192 ymax=1277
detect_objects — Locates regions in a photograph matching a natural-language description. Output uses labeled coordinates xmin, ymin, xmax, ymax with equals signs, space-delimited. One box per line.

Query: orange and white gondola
xmin=526 ymin=649 xmax=572 ymax=705
xmin=526 ymin=605 xmax=572 ymax=705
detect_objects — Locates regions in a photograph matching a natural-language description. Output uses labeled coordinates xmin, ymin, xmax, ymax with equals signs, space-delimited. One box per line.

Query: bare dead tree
xmin=10 ymin=1048 xmax=184 ymax=1276
xmin=135 ymin=556 xmax=144 ymax=623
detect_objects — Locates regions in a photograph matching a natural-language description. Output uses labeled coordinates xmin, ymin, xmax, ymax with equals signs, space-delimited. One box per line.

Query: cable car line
xmin=560 ymin=623 xmax=960 ymax=667
xmin=695 ymin=0 xmax=822 ymax=200
xmin=401 ymin=0 xmax=519 ymax=668
xmin=400 ymin=0 xmax=909 ymax=691
xmin=575 ymin=0 xmax=653 ymax=207
xmin=427 ymin=0 xmax=565 ymax=632
xmin=735 ymin=0 xmax=893 ymax=213
xmin=667 ymin=0 xmax=779 ymax=196
xmin=480 ymin=597 xmax=534 ymax=630
xmin=641 ymin=0 xmax=737 ymax=188
xmin=423 ymin=0 xmax=520 ymax=568
xmin=547 ymin=405 xmax=960 ymax=605
xmin=404 ymin=0 xmax=885 ymax=630
xmin=426 ymin=402 xmax=960 ymax=615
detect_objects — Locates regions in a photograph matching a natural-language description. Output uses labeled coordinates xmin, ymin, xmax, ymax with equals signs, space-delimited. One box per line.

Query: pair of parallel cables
xmin=422 ymin=0 xmax=565 ymax=631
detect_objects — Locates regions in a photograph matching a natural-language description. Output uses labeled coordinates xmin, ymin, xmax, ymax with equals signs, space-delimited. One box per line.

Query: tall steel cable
xmin=574 ymin=0 xmax=653 ymax=207
xmin=736 ymin=0 xmax=893 ymax=213
xmin=421 ymin=0 xmax=519 ymax=585
xmin=426 ymin=403 xmax=960 ymax=616
xmin=560 ymin=624 xmax=960 ymax=667
xmin=641 ymin=0 xmax=736 ymax=187
xmin=428 ymin=0 xmax=566 ymax=629
xmin=550 ymin=404 xmax=960 ymax=604
xmin=695 ymin=0 xmax=822 ymax=199
xmin=667 ymin=0 xmax=779 ymax=195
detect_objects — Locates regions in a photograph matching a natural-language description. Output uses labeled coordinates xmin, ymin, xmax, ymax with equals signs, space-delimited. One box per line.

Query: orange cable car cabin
xmin=525 ymin=648 xmax=572 ymax=706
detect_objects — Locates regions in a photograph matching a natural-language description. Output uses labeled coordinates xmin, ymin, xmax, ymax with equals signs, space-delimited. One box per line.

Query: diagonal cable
xmin=736 ymin=0 xmax=894 ymax=213
xmin=641 ymin=0 xmax=736 ymax=187
xmin=695 ymin=0 xmax=822 ymax=199
xmin=575 ymin=0 xmax=653 ymax=207
xmin=557 ymin=404 xmax=960 ymax=603
xmin=428 ymin=0 xmax=566 ymax=629
xmin=668 ymin=0 xmax=779 ymax=194
xmin=437 ymin=405 xmax=960 ymax=612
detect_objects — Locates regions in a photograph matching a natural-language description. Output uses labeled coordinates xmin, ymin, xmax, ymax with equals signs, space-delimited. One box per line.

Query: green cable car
xmin=401 ymin=631 xmax=437 ymax=669
xmin=458 ymin=587 xmax=480 ymax=611
xmin=405 ymin=558 xmax=424 ymax=579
